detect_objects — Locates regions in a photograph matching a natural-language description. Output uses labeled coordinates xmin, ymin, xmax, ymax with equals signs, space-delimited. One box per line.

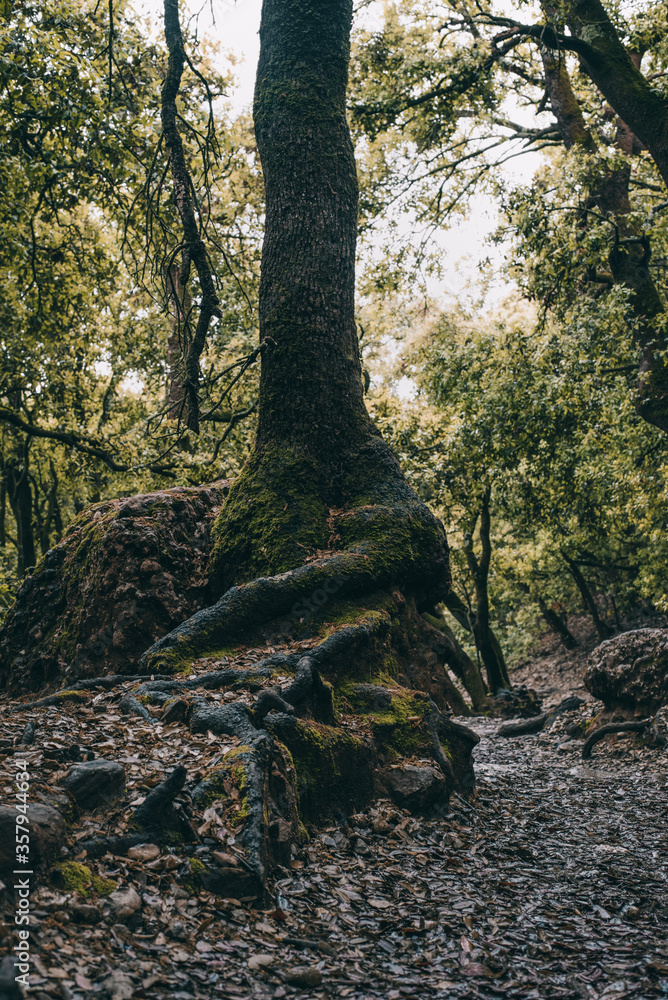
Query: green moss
xmin=196 ymin=746 xmax=251 ymax=827
xmin=58 ymin=861 xmax=116 ymax=898
xmin=163 ymin=831 xmax=184 ymax=845
xmin=189 ymin=857 xmax=206 ymax=877
xmin=210 ymin=445 xmax=331 ymax=587
xmin=180 ymin=856 xmax=207 ymax=893
xmin=336 ymin=680 xmax=432 ymax=760
xmin=49 ymin=689 xmax=89 ymax=704
xmin=266 ymin=718 xmax=373 ymax=820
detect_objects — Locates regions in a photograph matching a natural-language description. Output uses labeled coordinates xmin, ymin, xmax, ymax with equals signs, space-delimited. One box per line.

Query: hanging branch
xmin=161 ymin=0 xmax=222 ymax=434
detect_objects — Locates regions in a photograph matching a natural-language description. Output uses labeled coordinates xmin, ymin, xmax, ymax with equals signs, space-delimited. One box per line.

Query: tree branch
xmin=161 ymin=0 xmax=222 ymax=434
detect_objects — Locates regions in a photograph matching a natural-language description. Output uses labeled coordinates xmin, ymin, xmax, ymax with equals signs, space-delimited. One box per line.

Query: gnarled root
xmin=581 ymin=718 xmax=651 ymax=759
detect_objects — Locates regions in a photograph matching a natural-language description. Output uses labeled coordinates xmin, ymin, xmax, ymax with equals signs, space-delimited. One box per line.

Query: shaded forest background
xmin=1 ymin=0 xmax=667 ymax=675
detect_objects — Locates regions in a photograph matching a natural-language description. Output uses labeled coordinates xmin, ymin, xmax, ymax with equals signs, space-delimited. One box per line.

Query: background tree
xmin=0 ymin=0 xmax=264 ymax=597
xmin=350 ymin=0 xmax=668 ymax=432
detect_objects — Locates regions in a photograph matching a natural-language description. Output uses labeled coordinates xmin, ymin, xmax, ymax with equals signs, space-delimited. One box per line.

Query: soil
xmin=0 ymin=617 xmax=666 ymax=999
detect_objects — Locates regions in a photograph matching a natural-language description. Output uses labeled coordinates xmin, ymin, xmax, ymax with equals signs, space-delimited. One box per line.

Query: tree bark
xmin=6 ymin=446 xmax=36 ymax=576
xmin=253 ymin=0 xmax=369 ymax=459
xmin=463 ymin=492 xmax=510 ymax=694
xmin=563 ymin=0 xmax=668 ymax=190
xmin=536 ymin=594 xmax=578 ymax=650
xmin=563 ymin=554 xmax=614 ymax=640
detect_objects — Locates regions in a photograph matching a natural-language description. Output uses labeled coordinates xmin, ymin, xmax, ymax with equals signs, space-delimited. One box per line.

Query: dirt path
xmin=1 ymin=662 xmax=667 ymax=999
xmin=245 ymin=715 xmax=668 ymax=1000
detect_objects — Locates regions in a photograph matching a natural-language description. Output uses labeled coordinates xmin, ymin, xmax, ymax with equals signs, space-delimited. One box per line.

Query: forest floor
xmin=1 ymin=618 xmax=667 ymax=1000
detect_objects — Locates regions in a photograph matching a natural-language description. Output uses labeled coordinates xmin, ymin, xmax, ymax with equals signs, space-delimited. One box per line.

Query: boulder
xmin=0 ymin=803 xmax=66 ymax=875
xmin=383 ymin=764 xmax=448 ymax=811
xmin=0 ymin=481 xmax=229 ymax=693
xmin=62 ymin=759 xmax=125 ymax=811
xmin=584 ymin=628 xmax=668 ymax=712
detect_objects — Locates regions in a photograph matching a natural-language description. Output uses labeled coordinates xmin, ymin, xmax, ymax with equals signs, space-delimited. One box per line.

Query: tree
xmin=377 ymin=298 xmax=668 ymax=664
xmin=143 ymin=0 xmax=452 ymax=675
xmin=349 ymin=0 xmax=668 ymax=434
xmin=0 ymin=0 xmax=481 ymax=892
xmin=0 ymin=1 xmax=264 ymax=593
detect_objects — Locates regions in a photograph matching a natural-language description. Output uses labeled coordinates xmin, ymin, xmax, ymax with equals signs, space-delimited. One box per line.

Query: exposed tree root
xmin=498 ymin=696 xmax=585 ymax=737
xmin=581 ymin=719 xmax=651 ymax=759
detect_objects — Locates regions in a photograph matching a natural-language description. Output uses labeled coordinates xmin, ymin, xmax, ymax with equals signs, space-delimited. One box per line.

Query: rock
xmin=200 ymin=864 xmax=263 ymax=899
xmin=71 ymin=902 xmax=101 ymax=924
xmin=127 ymin=844 xmax=160 ymax=862
xmin=109 ymin=885 xmax=141 ymax=923
xmin=0 ymin=955 xmax=22 ymax=999
xmin=62 ymin=759 xmax=126 ymax=810
xmin=167 ymin=920 xmax=188 ymax=940
xmin=162 ymin=698 xmax=190 ymax=723
xmin=284 ymin=966 xmax=323 ymax=988
xmin=248 ymin=953 xmax=275 ymax=970
xmin=100 ymin=970 xmax=135 ymax=999
xmin=490 ymin=685 xmax=542 ymax=719
xmin=585 ymin=629 xmax=668 ymax=712
xmin=0 ymin=481 xmax=229 ymax=693
xmin=211 ymin=851 xmax=239 ymax=867
xmin=383 ymin=764 xmax=448 ymax=811
xmin=0 ymin=803 xmax=66 ymax=875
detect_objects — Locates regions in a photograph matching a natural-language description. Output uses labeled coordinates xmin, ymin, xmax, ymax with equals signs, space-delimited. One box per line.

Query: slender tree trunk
xmin=7 ymin=450 xmax=36 ymax=576
xmin=537 ymin=594 xmax=579 ymax=650
xmin=463 ymin=493 xmax=510 ymax=694
xmin=0 ymin=473 xmax=5 ymax=549
xmin=563 ymin=554 xmax=614 ymax=640
xmin=166 ymin=262 xmax=193 ymax=421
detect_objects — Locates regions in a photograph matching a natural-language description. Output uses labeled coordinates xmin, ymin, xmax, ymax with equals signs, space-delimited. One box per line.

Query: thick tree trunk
xmin=253 ymin=0 xmax=368 ymax=458
xmin=0 ymin=0 xmax=479 ymax=903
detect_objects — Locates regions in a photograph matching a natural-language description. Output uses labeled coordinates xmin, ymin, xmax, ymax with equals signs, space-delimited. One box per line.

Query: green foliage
xmin=0 ymin=0 xmax=264 ymax=595
xmin=367 ymin=296 xmax=668 ymax=662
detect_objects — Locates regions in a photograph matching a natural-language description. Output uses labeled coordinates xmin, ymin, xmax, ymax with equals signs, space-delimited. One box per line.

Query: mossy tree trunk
xmin=149 ymin=0 xmax=456 ymax=663
xmin=0 ymin=0 xmax=483 ymax=900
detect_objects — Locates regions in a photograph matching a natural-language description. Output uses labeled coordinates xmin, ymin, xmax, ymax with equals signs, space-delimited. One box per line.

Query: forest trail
xmin=1 ymin=656 xmax=667 ymax=1000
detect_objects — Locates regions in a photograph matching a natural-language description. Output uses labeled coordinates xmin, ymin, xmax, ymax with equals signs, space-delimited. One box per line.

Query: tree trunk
xmin=7 ymin=449 xmax=36 ymax=576
xmin=0 ymin=0 xmax=480 ymax=902
xmin=537 ymin=594 xmax=579 ymax=650
xmin=563 ymin=554 xmax=614 ymax=640
xmin=422 ymin=610 xmax=489 ymax=711
xmin=462 ymin=492 xmax=511 ymax=694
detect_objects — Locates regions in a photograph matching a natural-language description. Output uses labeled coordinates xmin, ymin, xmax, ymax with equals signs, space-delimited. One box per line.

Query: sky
xmin=132 ymin=0 xmax=544 ymax=308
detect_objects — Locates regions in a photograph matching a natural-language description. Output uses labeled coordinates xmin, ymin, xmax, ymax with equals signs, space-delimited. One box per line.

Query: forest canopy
xmin=1 ymin=0 xmax=667 ymax=674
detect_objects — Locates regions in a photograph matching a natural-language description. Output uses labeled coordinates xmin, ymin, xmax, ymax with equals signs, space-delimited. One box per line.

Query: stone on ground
xmin=62 ymin=759 xmax=126 ymax=810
